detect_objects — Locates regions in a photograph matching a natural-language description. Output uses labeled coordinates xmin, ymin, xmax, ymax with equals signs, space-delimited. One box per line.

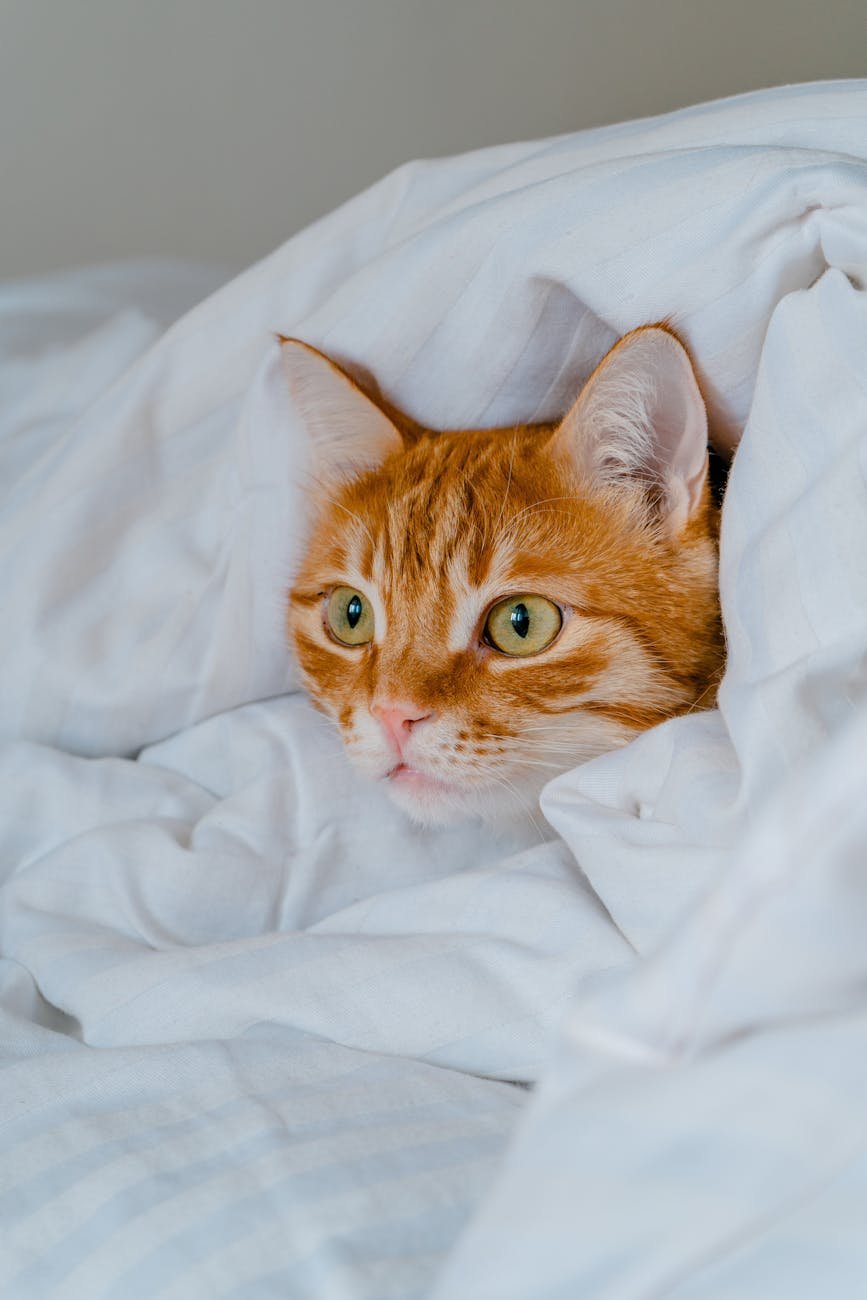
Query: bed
xmin=2 ymin=80 xmax=866 ymax=1299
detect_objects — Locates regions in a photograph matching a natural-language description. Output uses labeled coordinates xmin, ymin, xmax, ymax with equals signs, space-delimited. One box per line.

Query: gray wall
xmin=1 ymin=0 xmax=864 ymax=279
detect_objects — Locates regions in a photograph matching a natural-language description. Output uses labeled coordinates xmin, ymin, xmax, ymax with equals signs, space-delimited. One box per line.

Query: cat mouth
xmin=385 ymin=762 xmax=456 ymax=793
xmin=383 ymin=761 xmax=470 ymax=823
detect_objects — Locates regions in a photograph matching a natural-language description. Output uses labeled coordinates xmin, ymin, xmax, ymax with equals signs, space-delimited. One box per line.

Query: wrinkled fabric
xmin=1 ymin=81 xmax=866 ymax=1299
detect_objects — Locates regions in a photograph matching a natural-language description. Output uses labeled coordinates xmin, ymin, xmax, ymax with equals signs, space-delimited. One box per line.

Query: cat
xmin=282 ymin=326 xmax=724 ymax=827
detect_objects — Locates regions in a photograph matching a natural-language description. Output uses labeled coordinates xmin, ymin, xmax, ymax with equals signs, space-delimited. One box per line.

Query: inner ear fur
xmin=552 ymin=325 xmax=709 ymax=533
xmin=278 ymin=336 xmax=407 ymax=481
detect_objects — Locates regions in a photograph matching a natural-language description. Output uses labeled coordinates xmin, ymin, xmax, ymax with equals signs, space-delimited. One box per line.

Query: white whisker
xmin=315 ymin=489 xmax=377 ymax=551
xmin=471 ymin=759 xmax=548 ymax=844
xmin=491 ymin=435 xmax=517 ymax=540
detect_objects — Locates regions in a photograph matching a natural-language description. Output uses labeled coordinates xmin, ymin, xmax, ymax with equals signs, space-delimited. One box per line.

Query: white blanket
xmin=2 ymin=80 xmax=866 ymax=1298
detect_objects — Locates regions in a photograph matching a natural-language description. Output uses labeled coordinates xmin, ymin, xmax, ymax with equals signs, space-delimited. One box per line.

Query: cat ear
xmin=279 ymin=337 xmax=404 ymax=481
xmin=552 ymin=326 xmax=709 ymax=532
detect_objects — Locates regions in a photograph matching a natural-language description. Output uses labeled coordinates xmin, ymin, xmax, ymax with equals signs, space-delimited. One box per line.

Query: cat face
xmin=285 ymin=328 xmax=723 ymax=826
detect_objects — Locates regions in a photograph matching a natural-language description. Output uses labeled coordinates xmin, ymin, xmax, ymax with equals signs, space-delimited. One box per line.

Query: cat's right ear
xmin=551 ymin=326 xmax=709 ymax=534
xmin=279 ymin=337 xmax=404 ymax=481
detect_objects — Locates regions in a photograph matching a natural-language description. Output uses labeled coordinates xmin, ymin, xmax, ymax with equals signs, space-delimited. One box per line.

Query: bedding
xmin=1 ymin=79 xmax=866 ymax=1298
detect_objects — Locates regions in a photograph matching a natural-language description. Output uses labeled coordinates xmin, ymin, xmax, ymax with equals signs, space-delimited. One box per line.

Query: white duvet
xmin=2 ymin=81 xmax=867 ymax=1299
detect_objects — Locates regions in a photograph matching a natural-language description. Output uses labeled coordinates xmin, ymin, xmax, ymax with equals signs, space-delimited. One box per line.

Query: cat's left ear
xmin=552 ymin=326 xmax=709 ymax=533
xmin=279 ymin=336 xmax=404 ymax=481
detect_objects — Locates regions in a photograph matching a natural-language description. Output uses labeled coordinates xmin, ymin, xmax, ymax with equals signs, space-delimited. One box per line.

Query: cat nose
xmin=371 ymin=701 xmax=433 ymax=752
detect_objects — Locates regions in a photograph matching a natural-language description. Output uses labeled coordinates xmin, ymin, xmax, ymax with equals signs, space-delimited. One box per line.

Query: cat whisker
xmin=505 ymin=494 xmax=586 ymax=526
xmin=477 ymin=724 xmax=581 ymax=750
xmin=313 ymin=488 xmax=377 ymax=552
xmin=490 ymin=435 xmax=518 ymax=542
xmin=501 ymin=495 xmax=590 ymax=541
xmin=470 ymin=759 xmax=548 ymax=844
xmin=673 ymin=675 xmax=723 ymax=717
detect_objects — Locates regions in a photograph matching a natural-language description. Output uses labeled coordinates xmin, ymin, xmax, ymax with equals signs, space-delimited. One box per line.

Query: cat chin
xmin=383 ymin=767 xmax=545 ymax=830
xmin=384 ymin=776 xmax=479 ymax=827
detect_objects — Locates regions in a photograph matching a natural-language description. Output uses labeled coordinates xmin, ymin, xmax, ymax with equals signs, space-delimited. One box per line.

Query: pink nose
xmin=371 ymin=701 xmax=433 ymax=754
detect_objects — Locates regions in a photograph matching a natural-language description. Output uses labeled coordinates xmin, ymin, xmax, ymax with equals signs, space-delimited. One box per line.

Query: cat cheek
xmin=340 ymin=711 xmax=393 ymax=771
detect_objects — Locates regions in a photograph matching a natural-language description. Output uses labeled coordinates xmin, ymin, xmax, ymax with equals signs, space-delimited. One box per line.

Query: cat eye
xmin=326 ymin=586 xmax=375 ymax=646
xmin=483 ymin=595 xmax=562 ymax=657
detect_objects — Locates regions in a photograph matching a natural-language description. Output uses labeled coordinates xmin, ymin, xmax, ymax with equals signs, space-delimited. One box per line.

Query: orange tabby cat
xmin=283 ymin=326 xmax=723 ymax=826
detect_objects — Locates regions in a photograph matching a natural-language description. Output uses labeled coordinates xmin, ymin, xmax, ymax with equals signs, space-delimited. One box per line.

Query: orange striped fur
xmin=284 ymin=327 xmax=724 ymax=825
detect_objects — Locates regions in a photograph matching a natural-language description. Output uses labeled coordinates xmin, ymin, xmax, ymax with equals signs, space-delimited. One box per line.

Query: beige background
xmin=1 ymin=0 xmax=865 ymax=279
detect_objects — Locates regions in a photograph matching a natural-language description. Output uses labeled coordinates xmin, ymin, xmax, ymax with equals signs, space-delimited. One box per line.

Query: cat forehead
xmin=304 ymin=427 xmax=640 ymax=608
xmin=334 ymin=443 xmax=563 ymax=586
xmin=363 ymin=425 xmax=555 ymax=503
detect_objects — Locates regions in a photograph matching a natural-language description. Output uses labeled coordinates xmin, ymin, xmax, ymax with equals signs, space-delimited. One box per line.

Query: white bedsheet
xmin=2 ymin=80 xmax=866 ymax=1298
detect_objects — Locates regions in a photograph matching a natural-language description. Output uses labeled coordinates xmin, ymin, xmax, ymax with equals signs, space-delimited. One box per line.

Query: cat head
xmin=284 ymin=326 xmax=723 ymax=827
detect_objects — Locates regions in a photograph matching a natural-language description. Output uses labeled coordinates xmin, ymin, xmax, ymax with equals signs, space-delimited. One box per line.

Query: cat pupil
xmin=511 ymin=603 xmax=530 ymax=638
xmin=347 ymin=594 xmax=362 ymax=628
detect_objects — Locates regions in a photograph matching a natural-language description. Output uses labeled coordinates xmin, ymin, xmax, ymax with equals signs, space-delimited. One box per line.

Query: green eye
xmin=484 ymin=595 xmax=562 ymax=657
xmin=326 ymin=586 xmax=375 ymax=646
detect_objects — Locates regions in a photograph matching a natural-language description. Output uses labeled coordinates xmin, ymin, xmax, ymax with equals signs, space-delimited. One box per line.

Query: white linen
xmin=1 ymin=80 xmax=866 ymax=1298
